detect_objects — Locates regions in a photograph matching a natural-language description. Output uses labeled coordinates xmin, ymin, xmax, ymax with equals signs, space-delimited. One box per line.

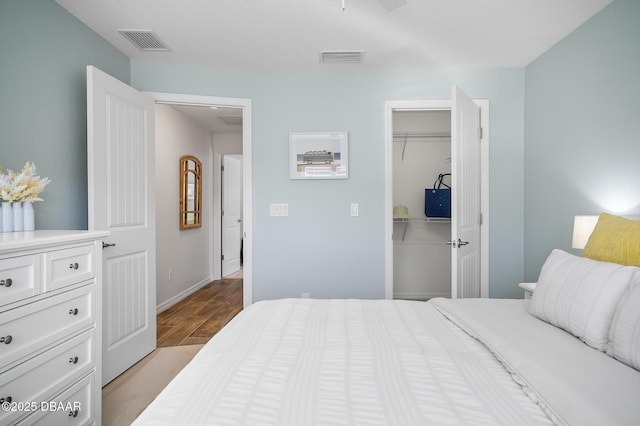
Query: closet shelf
xmin=393 ymin=217 xmax=450 ymax=241
xmin=393 ymin=218 xmax=450 ymax=223
xmin=393 ymin=240 xmax=450 ymax=246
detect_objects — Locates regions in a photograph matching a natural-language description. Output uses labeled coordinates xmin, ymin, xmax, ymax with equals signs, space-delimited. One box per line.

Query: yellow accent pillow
xmin=582 ymin=213 xmax=640 ymax=267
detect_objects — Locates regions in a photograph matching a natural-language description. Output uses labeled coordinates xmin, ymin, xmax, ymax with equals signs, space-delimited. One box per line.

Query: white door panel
xmin=222 ymin=155 xmax=242 ymax=277
xmin=451 ymin=86 xmax=481 ymax=298
xmin=87 ymin=66 xmax=156 ymax=385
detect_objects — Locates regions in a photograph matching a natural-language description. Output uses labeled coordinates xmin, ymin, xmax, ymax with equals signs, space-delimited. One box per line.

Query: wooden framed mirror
xmin=180 ymin=155 xmax=202 ymax=230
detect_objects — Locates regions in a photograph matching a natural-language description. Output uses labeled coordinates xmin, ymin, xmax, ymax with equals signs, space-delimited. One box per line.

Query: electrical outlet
xmin=350 ymin=203 xmax=359 ymax=216
xmin=169 ymin=269 xmax=173 ymax=281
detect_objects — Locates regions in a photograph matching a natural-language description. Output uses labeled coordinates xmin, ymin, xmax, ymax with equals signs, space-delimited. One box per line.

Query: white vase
xmin=2 ymin=202 xmax=13 ymax=232
xmin=23 ymin=201 xmax=35 ymax=231
xmin=13 ymin=202 xmax=24 ymax=232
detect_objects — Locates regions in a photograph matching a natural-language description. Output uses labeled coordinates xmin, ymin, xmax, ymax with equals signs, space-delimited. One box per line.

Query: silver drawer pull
xmin=0 ymin=278 xmax=12 ymax=287
xmin=69 ymin=262 xmax=79 ymax=270
xmin=69 ymin=356 xmax=79 ymax=364
xmin=0 ymin=335 xmax=13 ymax=345
xmin=102 ymin=242 xmax=116 ymax=249
xmin=68 ymin=308 xmax=79 ymax=316
xmin=68 ymin=409 xmax=79 ymax=418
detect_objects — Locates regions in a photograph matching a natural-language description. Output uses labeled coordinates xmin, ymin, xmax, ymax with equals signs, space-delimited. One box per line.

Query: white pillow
xmin=607 ymin=276 xmax=640 ymax=370
xmin=529 ymin=249 xmax=635 ymax=351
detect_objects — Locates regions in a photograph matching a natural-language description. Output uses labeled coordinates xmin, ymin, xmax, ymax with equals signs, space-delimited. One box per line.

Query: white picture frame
xmin=289 ymin=132 xmax=349 ymax=179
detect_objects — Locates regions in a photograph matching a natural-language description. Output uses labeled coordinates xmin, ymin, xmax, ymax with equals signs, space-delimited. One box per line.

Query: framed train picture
xmin=289 ymin=132 xmax=348 ymax=179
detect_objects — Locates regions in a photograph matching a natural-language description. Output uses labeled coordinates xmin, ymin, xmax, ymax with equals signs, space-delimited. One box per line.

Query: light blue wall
xmin=132 ymin=63 xmax=526 ymax=300
xmin=0 ymin=0 xmax=130 ymax=229
xmin=523 ymin=0 xmax=640 ymax=280
xmin=1 ymin=0 xmax=530 ymax=300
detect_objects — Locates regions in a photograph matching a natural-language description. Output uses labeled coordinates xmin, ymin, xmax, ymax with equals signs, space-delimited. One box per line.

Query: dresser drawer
xmin=0 ymin=285 xmax=94 ymax=369
xmin=0 ymin=255 xmax=41 ymax=307
xmin=16 ymin=372 xmax=95 ymax=426
xmin=44 ymin=245 xmax=95 ymax=292
xmin=0 ymin=330 xmax=93 ymax=426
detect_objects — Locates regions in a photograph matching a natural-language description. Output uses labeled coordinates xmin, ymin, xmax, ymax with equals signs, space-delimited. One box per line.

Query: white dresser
xmin=0 ymin=231 xmax=107 ymax=425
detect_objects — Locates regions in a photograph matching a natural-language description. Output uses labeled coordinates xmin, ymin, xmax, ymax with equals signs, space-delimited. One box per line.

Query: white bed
xmin=133 ymin=260 xmax=640 ymax=426
xmin=135 ymin=211 xmax=640 ymax=426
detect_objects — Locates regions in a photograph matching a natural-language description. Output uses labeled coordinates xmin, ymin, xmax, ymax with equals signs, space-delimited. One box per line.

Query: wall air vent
xmin=118 ymin=30 xmax=170 ymax=51
xmin=319 ymin=50 xmax=364 ymax=64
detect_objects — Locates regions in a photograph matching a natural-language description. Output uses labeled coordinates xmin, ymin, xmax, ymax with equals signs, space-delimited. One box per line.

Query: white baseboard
xmin=156 ymin=277 xmax=213 ymax=314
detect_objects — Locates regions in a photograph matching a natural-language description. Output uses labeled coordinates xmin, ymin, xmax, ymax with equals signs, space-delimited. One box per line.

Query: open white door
xmin=221 ymin=155 xmax=243 ymax=277
xmin=450 ymin=86 xmax=482 ymax=298
xmin=87 ymin=66 xmax=157 ymax=385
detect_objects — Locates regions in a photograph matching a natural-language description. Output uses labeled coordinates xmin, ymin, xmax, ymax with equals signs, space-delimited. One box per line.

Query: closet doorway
xmin=384 ymin=88 xmax=489 ymax=300
xmin=392 ymin=109 xmax=453 ymax=300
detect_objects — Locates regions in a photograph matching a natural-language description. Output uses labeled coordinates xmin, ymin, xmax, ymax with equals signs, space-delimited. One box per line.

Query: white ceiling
xmin=56 ymin=0 xmax=611 ymax=70
xmin=55 ymin=0 xmax=612 ymax=132
xmin=165 ymin=104 xmax=243 ymax=134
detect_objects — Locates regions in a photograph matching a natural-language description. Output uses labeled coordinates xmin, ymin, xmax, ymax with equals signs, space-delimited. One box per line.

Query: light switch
xmin=270 ymin=203 xmax=288 ymax=216
xmin=350 ymin=203 xmax=359 ymax=217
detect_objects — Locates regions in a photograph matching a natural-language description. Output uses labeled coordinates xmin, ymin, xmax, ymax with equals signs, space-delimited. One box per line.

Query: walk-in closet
xmin=392 ymin=110 xmax=452 ymax=300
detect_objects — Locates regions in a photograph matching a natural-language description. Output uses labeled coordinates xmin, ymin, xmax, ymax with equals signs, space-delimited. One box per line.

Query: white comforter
xmin=134 ymin=299 xmax=554 ymax=425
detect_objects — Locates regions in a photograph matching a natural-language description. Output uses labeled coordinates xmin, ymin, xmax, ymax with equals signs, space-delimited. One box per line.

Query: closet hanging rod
xmin=393 ymin=132 xmax=451 ymax=139
xmin=397 ymin=131 xmax=451 ymax=161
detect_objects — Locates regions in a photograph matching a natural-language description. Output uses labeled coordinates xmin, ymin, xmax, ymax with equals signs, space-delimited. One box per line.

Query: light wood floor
xmin=102 ymin=345 xmax=203 ymax=425
xmin=156 ymin=277 xmax=243 ymax=347
xmin=103 ymin=275 xmax=243 ymax=424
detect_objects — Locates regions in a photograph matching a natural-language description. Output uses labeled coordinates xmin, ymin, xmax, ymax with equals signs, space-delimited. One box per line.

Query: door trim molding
xmin=144 ymin=92 xmax=253 ymax=308
xmin=384 ymin=99 xmax=489 ymax=299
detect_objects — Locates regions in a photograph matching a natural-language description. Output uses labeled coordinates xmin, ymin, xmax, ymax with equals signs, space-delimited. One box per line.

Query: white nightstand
xmin=519 ymin=282 xmax=537 ymax=300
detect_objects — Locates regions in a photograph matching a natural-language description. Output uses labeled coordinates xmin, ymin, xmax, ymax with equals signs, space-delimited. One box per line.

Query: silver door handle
xmin=102 ymin=242 xmax=116 ymax=249
xmin=446 ymin=239 xmax=469 ymax=248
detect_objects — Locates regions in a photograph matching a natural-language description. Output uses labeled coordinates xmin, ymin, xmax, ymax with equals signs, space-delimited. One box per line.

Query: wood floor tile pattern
xmin=156 ymin=279 xmax=243 ymax=347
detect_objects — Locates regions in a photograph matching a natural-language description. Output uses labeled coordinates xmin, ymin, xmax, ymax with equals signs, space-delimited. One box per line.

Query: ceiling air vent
xmin=319 ymin=50 xmax=364 ymax=64
xmin=118 ymin=30 xmax=170 ymax=51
